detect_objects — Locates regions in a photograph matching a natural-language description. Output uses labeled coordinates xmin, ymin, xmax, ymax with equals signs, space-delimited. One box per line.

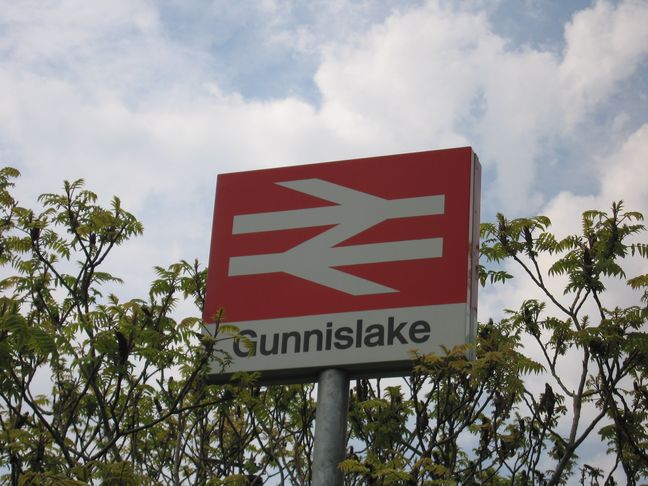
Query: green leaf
xmin=28 ymin=327 xmax=56 ymax=355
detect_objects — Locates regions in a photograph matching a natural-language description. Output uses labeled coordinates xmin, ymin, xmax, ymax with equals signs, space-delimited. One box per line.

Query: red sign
xmin=204 ymin=147 xmax=480 ymax=383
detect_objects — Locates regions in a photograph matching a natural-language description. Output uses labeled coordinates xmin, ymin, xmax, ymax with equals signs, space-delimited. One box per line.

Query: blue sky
xmin=1 ymin=0 xmax=648 ymax=481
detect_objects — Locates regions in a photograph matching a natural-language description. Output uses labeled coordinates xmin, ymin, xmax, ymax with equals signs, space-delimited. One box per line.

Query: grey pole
xmin=312 ymin=368 xmax=349 ymax=486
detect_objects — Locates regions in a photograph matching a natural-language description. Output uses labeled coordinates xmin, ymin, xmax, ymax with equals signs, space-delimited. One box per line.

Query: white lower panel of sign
xmin=207 ymin=303 xmax=470 ymax=383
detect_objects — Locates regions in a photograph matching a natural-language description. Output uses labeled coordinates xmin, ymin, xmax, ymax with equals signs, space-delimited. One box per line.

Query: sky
xmin=1 ymin=0 xmax=648 ymax=481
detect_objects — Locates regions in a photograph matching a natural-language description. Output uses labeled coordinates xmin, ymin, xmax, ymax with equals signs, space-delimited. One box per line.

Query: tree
xmin=1 ymin=166 xmax=647 ymax=485
xmin=341 ymin=203 xmax=648 ymax=485
xmin=0 ymin=168 xmax=317 ymax=484
xmin=480 ymin=203 xmax=648 ymax=484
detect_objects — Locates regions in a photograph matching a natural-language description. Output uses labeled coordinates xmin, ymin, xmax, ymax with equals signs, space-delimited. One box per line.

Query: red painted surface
xmin=204 ymin=147 xmax=476 ymax=324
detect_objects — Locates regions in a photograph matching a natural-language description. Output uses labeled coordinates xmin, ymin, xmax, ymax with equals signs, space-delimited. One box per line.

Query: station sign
xmin=204 ymin=147 xmax=481 ymax=383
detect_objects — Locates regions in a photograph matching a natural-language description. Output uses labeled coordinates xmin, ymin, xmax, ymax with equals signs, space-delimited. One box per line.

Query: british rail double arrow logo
xmin=228 ymin=179 xmax=445 ymax=295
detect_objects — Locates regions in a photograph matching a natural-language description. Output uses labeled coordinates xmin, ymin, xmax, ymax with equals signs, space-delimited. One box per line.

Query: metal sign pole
xmin=312 ymin=368 xmax=349 ymax=486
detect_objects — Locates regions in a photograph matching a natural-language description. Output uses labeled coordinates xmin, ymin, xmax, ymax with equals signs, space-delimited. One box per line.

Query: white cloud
xmin=315 ymin=0 xmax=648 ymax=213
xmin=4 ymin=0 xmax=646 ymax=210
xmin=0 ymin=0 xmax=160 ymax=73
xmin=599 ymin=123 xmax=648 ymax=210
xmin=315 ymin=4 xmax=490 ymax=150
xmin=560 ymin=0 xmax=648 ymax=126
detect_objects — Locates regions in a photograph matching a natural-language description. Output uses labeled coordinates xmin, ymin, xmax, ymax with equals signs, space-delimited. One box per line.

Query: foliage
xmin=0 ymin=168 xmax=316 ymax=484
xmin=0 ymin=167 xmax=646 ymax=485
xmin=477 ymin=202 xmax=648 ymax=485
xmin=322 ymin=201 xmax=648 ymax=485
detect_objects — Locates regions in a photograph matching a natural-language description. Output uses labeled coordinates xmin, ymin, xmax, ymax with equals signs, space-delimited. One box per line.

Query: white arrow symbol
xmin=228 ymin=179 xmax=444 ymax=295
